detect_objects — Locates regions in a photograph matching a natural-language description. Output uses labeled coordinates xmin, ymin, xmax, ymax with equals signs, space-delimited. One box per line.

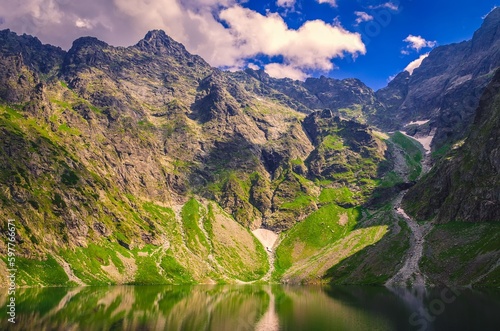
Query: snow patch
xmin=252 ymin=228 xmax=278 ymax=251
xmin=405 ymin=119 xmax=430 ymax=126
xmin=400 ymin=129 xmax=435 ymax=155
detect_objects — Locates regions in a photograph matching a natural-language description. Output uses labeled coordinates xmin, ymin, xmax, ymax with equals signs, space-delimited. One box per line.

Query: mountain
xmin=404 ymin=70 xmax=500 ymax=223
xmin=0 ymin=9 xmax=498 ymax=288
xmin=375 ymin=7 xmax=500 ymax=152
xmin=0 ymin=28 xmax=392 ymax=286
xmin=234 ymin=69 xmax=382 ymax=122
xmin=399 ymin=70 xmax=500 ymax=287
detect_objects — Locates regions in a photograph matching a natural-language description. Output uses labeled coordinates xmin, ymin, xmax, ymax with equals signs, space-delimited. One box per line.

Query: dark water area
xmin=1 ymin=284 xmax=499 ymax=330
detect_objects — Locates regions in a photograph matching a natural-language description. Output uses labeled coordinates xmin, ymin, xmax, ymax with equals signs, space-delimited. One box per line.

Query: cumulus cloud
xmin=403 ymin=34 xmax=436 ymax=52
xmin=247 ymin=63 xmax=260 ymax=70
xmin=0 ymin=0 xmax=365 ymax=80
xmin=317 ymin=0 xmax=337 ymax=7
xmin=404 ymin=53 xmax=429 ymax=75
xmin=75 ymin=18 xmax=93 ymax=29
xmin=354 ymin=11 xmax=374 ymax=25
xmin=264 ymin=63 xmax=307 ymax=80
xmin=220 ymin=7 xmax=365 ymax=71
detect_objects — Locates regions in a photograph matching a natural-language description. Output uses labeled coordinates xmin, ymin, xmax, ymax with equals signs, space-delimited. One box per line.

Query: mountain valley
xmin=0 ymin=8 xmax=499 ymax=288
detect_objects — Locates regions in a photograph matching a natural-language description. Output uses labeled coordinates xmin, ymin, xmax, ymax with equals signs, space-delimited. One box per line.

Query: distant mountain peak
xmin=471 ymin=7 xmax=500 ymax=52
xmin=143 ymin=29 xmax=171 ymax=43
xmin=483 ymin=6 xmax=500 ymax=24
xmin=136 ymin=29 xmax=188 ymax=55
xmin=70 ymin=36 xmax=108 ymax=50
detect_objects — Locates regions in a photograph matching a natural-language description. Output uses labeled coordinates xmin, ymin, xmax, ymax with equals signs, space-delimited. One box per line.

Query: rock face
xmin=374 ymin=7 xmax=500 ymax=151
xmin=403 ymin=69 xmax=500 ymax=223
xmin=238 ymin=69 xmax=381 ymax=122
xmin=0 ymin=27 xmax=387 ymax=262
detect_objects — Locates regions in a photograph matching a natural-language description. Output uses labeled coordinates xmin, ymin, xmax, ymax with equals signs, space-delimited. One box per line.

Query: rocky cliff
xmin=375 ymin=7 xmax=500 ymax=152
xmin=403 ymin=69 xmax=500 ymax=223
xmin=0 ymin=28 xmax=389 ymax=286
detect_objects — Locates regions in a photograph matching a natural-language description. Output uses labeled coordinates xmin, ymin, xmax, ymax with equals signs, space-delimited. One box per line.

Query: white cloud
xmin=404 ymin=53 xmax=429 ymax=75
xmin=317 ymin=0 xmax=337 ymax=7
xmin=403 ymin=34 xmax=436 ymax=52
xmin=276 ymin=0 xmax=295 ymax=8
xmin=219 ymin=6 xmax=365 ymax=75
xmin=381 ymin=2 xmax=399 ymax=11
xmin=369 ymin=2 xmax=399 ymax=11
xmin=0 ymin=0 xmax=365 ymax=80
xmin=354 ymin=11 xmax=374 ymax=25
xmin=264 ymin=63 xmax=307 ymax=80
xmin=75 ymin=18 xmax=93 ymax=29
xmin=247 ymin=63 xmax=260 ymax=70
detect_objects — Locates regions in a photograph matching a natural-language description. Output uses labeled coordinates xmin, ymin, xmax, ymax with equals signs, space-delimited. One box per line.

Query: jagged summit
xmin=471 ymin=7 xmax=500 ymax=53
xmin=0 ymin=11 xmax=498 ymax=288
xmin=69 ymin=36 xmax=109 ymax=50
xmin=136 ymin=29 xmax=192 ymax=57
xmin=373 ymin=7 xmax=500 ymax=150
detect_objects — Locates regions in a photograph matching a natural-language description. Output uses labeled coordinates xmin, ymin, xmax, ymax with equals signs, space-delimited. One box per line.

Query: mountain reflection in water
xmin=1 ymin=285 xmax=499 ymax=330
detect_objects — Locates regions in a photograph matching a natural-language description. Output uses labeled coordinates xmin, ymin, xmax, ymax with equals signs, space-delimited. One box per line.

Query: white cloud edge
xmin=317 ymin=0 xmax=337 ymax=7
xmin=482 ymin=6 xmax=498 ymax=19
xmin=402 ymin=34 xmax=436 ymax=53
xmin=368 ymin=2 xmax=399 ymax=11
xmin=354 ymin=11 xmax=374 ymax=25
xmin=264 ymin=63 xmax=307 ymax=80
xmin=404 ymin=53 xmax=429 ymax=75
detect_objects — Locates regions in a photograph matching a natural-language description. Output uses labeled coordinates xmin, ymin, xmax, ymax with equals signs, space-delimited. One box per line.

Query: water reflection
xmin=1 ymin=285 xmax=499 ymax=330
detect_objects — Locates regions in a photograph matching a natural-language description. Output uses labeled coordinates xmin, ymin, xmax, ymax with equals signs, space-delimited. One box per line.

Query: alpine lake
xmin=1 ymin=284 xmax=500 ymax=330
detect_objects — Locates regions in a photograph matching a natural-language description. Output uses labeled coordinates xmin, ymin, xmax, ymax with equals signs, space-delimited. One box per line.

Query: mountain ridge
xmin=0 ymin=8 xmax=498 ymax=287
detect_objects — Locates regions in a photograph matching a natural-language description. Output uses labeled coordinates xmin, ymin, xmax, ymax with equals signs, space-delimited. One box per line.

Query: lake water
xmin=1 ymin=284 xmax=499 ymax=330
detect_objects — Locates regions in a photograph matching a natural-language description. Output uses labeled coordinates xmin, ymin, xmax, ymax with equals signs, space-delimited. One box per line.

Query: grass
xmin=321 ymin=135 xmax=344 ymax=150
xmin=58 ymin=123 xmax=81 ymax=135
xmin=59 ymin=242 xmax=130 ymax=285
xmin=275 ymin=204 xmax=359 ymax=277
xmin=326 ymin=211 xmax=411 ymax=285
xmin=10 ymin=255 xmax=71 ymax=286
xmin=318 ymin=187 xmax=355 ymax=205
xmin=181 ymin=198 xmax=210 ymax=256
xmin=391 ymin=132 xmax=423 ymax=180
xmin=421 ymin=221 xmax=500 ymax=287
xmin=431 ymin=143 xmax=451 ymax=159
xmin=377 ymin=171 xmax=404 ymax=188
xmin=280 ymin=194 xmax=315 ymax=211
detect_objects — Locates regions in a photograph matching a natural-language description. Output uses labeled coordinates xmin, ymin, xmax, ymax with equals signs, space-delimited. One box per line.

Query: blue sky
xmin=241 ymin=0 xmax=498 ymax=89
xmin=0 ymin=0 xmax=497 ymax=90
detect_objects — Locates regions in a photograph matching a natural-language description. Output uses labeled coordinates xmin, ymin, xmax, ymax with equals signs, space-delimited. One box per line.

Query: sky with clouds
xmin=0 ymin=0 xmax=497 ymax=89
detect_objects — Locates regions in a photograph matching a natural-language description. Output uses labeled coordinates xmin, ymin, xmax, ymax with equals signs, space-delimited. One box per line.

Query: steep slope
xmin=236 ymin=69 xmax=382 ymax=122
xmin=400 ymin=70 xmax=500 ymax=287
xmin=375 ymin=7 xmax=500 ymax=152
xmin=403 ymin=70 xmax=500 ymax=223
xmin=0 ymin=29 xmax=390 ymax=286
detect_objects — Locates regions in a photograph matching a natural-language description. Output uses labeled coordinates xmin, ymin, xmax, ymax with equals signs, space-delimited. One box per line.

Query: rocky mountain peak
xmin=70 ymin=36 xmax=109 ymax=50
xmin=136 ymin=29 xmax=187 ymax=55
xmin=470 ymin=7 xmax=500 ymax=53
xmin=0 ymin=29 xmax=65 ymax=74
xmin=478 ymin=7 xmax=500 ymax=33
xmin=63 ymin=36 xmax=110 ymax=72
